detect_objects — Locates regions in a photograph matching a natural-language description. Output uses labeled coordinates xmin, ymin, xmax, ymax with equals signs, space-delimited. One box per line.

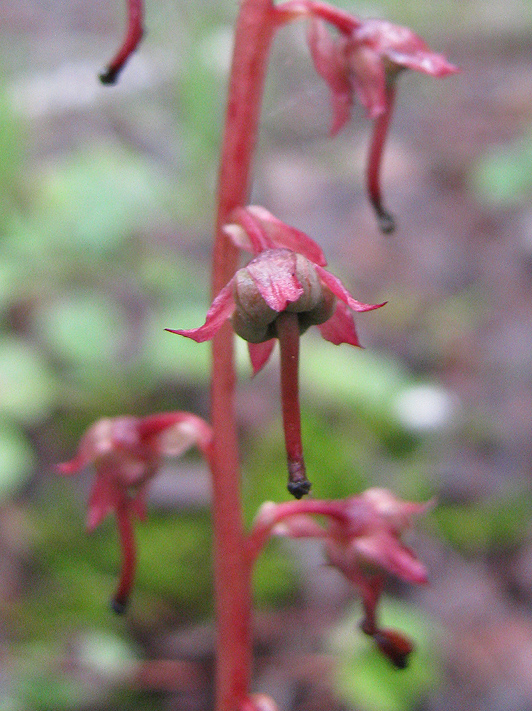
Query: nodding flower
xmin=168 ymin=207 xmax=384 ymax=498
xmin=57 ymin=412 xmax=212 ymax=613
xmin=248 ymin=488 xmax=432 ymax=668
xmin=276 ymin=2 xmax=458 ymax=232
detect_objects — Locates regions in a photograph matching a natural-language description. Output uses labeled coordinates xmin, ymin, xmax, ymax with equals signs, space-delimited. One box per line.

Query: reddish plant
xmin=59 ymin=1 xmax=457 ymax=710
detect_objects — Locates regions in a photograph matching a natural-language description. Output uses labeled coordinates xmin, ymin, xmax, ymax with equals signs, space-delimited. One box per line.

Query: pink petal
xmin=56 ymin=454 xmax=87 ymax=476
xmin=307 ymin=17 xmax=353 ymax=134
xmin=315 ymin=265 xmax=386 ymax=312
xmin=138 ymin=412 xmax=212 ymax=456
xmin=86 ymin=475 xmax=121 ymax=531
xmin=246 ymin=250 xmax=303 ymax=311
xmin=347 ymin=45 xmax=388 ymax=118
xmin=317 ymin=300 xmax=361 ymax=346
xmin=272 ymin=513 xmax=327 ymax=538
xmin=247 ymin=206 xmax=327 ymax=266
xmin=166 ymin=281 xmax=235 ymax=342
xmin=354 ymin=533 xmax=428 ymax=585
xmin=228 ymin=206 xmax=273 ymax=253
xmin=385 ymin=48 xmax=459 ymax=77
xmin=248 ymin=340 xmax=276 ymax=375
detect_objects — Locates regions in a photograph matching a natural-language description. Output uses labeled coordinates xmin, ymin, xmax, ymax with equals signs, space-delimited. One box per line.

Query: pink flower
xmin=278 ymin=3 xmax=458 ymax=233
xmin=168 ymin=207 xmax=384 ymax=498
xmin=307 ymin=15 xmax=458 ymax=126
xmin=57 ymin=412 xmax=212 ymax=612
xmin=168 ymin=207 xmax=384 ymax=375
xmin=249 ymin=488 xmax=431 ymax=667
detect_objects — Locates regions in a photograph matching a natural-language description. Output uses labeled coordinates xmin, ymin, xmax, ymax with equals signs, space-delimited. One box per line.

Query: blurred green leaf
xmin=33 ymin=291 xmax=128 ymax=367
xmin=329 ymin=600 xmax=442 ymax=711
xmin=434 ymin=489 xmax=532 ymax=554
xmin=0 ymin=423 xmax=35 ymax=501
xmin=471 ymin=134 xmax=532 ymax=207
xmin=302 ymin=338 xmax=411 ymax=414
xmin=33 ymin=145 xmax=173 ymax=255
xmin=0 ymin=336 xmax=56 ymax=424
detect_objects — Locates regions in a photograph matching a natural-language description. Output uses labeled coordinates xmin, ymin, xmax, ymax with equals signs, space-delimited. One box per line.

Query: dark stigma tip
xmin=110 ymin=597 xmax=128 ymax=615
xmin=287 ymin=479 xmax=312 ymax=499
xmin=99 ymin=68 xmax=119 ymax=85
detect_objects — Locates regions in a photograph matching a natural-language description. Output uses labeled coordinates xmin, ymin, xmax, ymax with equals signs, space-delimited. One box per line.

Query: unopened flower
xmin=168 ymin=209 xmax=383 ymax=497
xmin=249 ymin=488 xmax=431 ymax=667
xmin=167 ymin=246 xmax=383 ymax=374
xmin=57 ymin=412 xmax=212 ymax=612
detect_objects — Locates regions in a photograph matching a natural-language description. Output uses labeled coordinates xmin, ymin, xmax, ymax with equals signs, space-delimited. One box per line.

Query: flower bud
xmin=231 ymin=249 xmax=336 ymax=343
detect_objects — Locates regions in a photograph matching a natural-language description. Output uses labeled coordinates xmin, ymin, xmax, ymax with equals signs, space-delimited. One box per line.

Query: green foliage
xmin=5 ymin=632 xmax=138 ymax=711
xmin=433 ymin=489 xmax=532 ymax=554
xmin=329 ymin=600 xmax=442 ymax=711
xmin=252 ymin=540 xmax=301 ymax=607
xmin=471 ymin=132 xmax=532 ymax=207
xmin=25 ymin=481 xmax=213 ymax=638
xmin=0 ymin=423 xmax=35 ymax=502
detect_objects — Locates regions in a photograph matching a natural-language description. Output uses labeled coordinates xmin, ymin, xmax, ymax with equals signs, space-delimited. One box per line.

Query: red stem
xmin=210 ymin=2 xmax=276 ymax=710
xmin=112 ymin=499 xmax=137 ymax=614
xmin=99 ymin=0 xmax=144 ymax=85
xmin=366 ymin=82 xmax=396 ymax=234
xmin=276 ymin=312 xmax=311 ymax=499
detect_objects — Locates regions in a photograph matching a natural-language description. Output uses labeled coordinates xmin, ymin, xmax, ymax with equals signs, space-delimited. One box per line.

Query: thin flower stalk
xmin=277 ymin=311 xmax=311 ymax=498
xmin=99 ymin=0 xmax=144 ymax=85
xmin=367 ymin=82 xmax=396 ymax=233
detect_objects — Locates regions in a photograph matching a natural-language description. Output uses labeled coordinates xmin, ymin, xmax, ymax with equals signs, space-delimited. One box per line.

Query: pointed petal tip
xmin=56 ymin=460 xmax=82 ymax=476
xmin=165 ymin=327 xmax=209 ymax=343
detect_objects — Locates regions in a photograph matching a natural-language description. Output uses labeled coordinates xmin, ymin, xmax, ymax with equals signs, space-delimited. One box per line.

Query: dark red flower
xmin=248 ymin=488 xmax=431 ymax=666
xmin=58 ymin=412 xmax=212 ymax=612
xmin=168 ymin=206 xmax=384 ymax=374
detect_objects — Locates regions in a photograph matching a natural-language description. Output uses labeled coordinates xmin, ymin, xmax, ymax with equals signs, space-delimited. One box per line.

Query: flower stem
xmin=210 ymin=2 xmax=276 ymax=710
xmin=276 ymin=312 xmax=311 ymax=498
xmin=99 ymin=0 xmax=144 ymax=85
xmin=111 ymin=499 xmax=136 ymax=614
xmin=367 ymin=82 xmax=396 ymax=234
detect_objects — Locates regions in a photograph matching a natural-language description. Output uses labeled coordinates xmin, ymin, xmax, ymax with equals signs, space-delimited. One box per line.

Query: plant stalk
xmin=210 ymin=1 xmax=275 ymax=709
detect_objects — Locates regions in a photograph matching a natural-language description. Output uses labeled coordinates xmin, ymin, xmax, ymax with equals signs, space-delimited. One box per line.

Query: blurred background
xmin=1 ymin=0 xmax=532 ymax=708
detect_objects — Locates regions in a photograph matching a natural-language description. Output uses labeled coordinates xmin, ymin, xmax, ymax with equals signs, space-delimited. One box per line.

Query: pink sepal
xmin=166 ymin=281 xmax=236 ymax=342
xmin=248 ymin=340 xmax=276 ymax=375
xmin=315 ymin=265 xmax=386 ymax=312
xmin=246 ymin=250 xmax=303 ymax=311
xmin=86 ymin=475 xmax=121 ymax=531
xmin=317 ymin=300 xmax=361 ymax=346
xmin=307 ymin=18 xmax=353 ymax=134
xmin=247 ymin=206 xmax=327 ymax=266
xmin=353 ymin=532 xmax=428 ymax=585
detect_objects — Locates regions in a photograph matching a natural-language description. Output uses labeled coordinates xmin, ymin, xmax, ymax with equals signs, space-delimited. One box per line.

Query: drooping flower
xmin=168 ymin=206 xmax=384 ymax=375
xmin=275 ymin=2 xmax=458 ymax=232
xmin=308 ymin=15 xmax=458 ymax=232
xmin=168 ymin=207 xmax=384 ymax=498
xmin=248 ymin=488 xmax=431 ymax=667
xmin=57 ymin=412 xmax=212 ymax=612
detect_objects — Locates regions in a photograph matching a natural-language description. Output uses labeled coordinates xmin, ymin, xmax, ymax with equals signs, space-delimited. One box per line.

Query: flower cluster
xmin=248 ymin=488 xmax=431 ymax=668
xmin=58 ymin=412 xmax=212 ymax=612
